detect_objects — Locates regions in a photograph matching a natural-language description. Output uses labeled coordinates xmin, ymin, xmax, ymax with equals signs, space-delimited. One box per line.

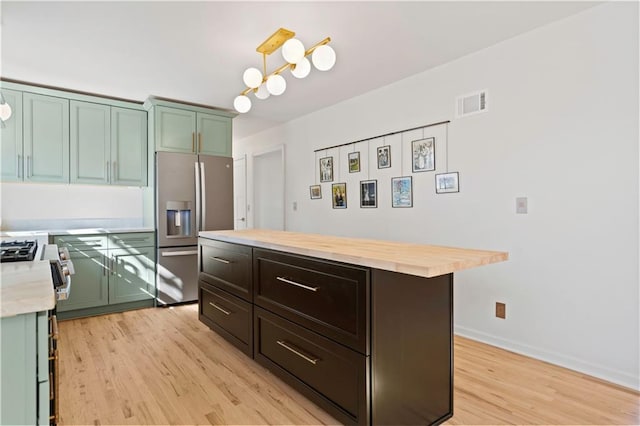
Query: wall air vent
xmin=455 ymin=89 xmax=488 ymax=118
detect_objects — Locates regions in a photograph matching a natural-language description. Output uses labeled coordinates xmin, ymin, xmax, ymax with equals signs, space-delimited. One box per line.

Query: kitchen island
xmin=198 ymin=229 xmax=508 ymax=425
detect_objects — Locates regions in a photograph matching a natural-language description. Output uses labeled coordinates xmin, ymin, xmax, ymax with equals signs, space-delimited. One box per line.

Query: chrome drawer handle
xmin=209 ymin=302 xmax=231 ymax=316
xmin=210 ymin=256 xmax=231 ymax=264
xmin=276 ymin=340 xmax=319 ymax=365
xmin=276 ymin=276 xmax=318 ymax=292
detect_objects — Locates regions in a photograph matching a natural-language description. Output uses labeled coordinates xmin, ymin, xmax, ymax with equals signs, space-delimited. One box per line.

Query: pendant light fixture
xmin=234 ymin=28 xmax=336 ymax=114
xmin=0 ymin=93 xmax=13 ymax=129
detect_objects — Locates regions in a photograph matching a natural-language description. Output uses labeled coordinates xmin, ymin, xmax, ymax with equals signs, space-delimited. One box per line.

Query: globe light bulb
xmin=242 ymin=67 xmax=263 ymax=89
xmin=312 ymin=45 xmax=336 ymax=71
xmin=254 ymin=84 xmax=270 ymax=100
xmin=282 ymin=38 xmax=305 ymax=64
xmin=290 ymin=57 xmax=311 ymax=79
xmin=266 ymin=74 xmax=286 ymax=96
xmin=233 ymin=95 xmax=251 ymax=113
xmin=0 ymin=102 xmax=12 ymax=121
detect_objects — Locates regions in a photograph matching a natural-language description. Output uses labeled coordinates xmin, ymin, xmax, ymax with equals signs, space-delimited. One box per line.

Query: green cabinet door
xmin=111 ymin=107 xmax=147 ymax=186
xmin=155 ymin=105 xmax=196 ymax=153
xmin=109 ymin=246 xmax=156 ymax=304
xmin=197 ymin=112 xmax=232 ymax=157
xmin=0 ymin=89 xmax=24 ymax=181
xmin=0 ymin=313 xmax=38 ymax=425
xmin=56 ymin=248 xmax=108 ymax=312
xmin=70 ymin=100 xmax=111 ymax=184
xmin=23 ymin=93 xmax=69 ymax=183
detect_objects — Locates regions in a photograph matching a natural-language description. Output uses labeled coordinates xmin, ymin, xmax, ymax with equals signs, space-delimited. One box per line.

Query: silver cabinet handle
xmin=111 ymin=256 xmax=116 ymax=275
xmin=106 ymin=161 xmax=110 ymax=182
xmin=276 ymin=276 xmax=318 ymax=292
xmin=103 ymin=254 xmax=108 ymax=276
xmin=112 ymin=161 xmax=117 ymax=182
xmin=276 ymin=340 xmax=319 ymax=365
xmin=210 ymin=256 xmax=231 ymax=264
xmin=17 ymin=154 xmax=21 ymax=178
xmin=161 ymin=250 xmax=198 ymax=257
xmin=26 ymin=155 xmax=31 ymax=178
xmin=208 ymin=302 xmax=231 ymax=316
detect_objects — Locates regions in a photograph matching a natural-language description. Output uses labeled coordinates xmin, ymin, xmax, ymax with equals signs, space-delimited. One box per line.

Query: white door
xmin=252 ymin=147 xmax=284 ymax=230
xmin=233 ymin=156 xmax=247 ymax=230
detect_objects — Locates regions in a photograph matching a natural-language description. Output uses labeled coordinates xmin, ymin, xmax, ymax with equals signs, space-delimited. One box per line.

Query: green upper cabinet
xmin=70 ymin=100 xmax=111 ymax=184
xmin=0 ymin=89 xmax=24 ymax=182
xmin=23 ymin=93 xmax=70 ymax=183
xmin=111 ymin=107 xmax=147 ymax=186
xmin=148 ymin=99 xmax=234 ymax=156
xmin=155 ymin=106 xmax=197 ymax=153
xmin=70 ymin=101 xmax=147 ymax=186
xmin=197 ymin=112 xmax=232 ymax=157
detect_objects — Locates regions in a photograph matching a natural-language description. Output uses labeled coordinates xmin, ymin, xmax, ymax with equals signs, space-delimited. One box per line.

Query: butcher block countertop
xmin=0 ymin=261 xmax=55 ymax=318
xmin=199 ymin=229 xmax=508 ymax=278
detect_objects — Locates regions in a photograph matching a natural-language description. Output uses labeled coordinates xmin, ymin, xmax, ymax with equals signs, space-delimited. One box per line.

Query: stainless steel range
xmin=0 ymin=239 xmax=73 ymax=300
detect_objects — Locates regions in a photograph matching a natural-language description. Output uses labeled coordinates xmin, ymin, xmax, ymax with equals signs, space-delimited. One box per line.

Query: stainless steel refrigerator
xmin=156 ymin=151 xmax=233 ymax=305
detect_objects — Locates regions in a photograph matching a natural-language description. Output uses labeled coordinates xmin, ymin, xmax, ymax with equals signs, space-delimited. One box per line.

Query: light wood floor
xmin=58 ymin=304 xmax=639 ymax=425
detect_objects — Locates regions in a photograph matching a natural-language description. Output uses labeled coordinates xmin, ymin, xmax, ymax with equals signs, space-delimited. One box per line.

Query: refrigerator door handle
xmin=195 ymin=161 xmax=201 ymax=233
xmin=200 ymin=162 xmax=206 ymax=230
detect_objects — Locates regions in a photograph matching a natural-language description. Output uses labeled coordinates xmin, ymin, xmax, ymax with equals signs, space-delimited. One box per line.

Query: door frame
xmin=251 ymin=145 xmax=285 ymax=230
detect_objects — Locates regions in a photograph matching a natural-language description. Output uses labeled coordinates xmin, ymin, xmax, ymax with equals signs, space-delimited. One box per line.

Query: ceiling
xmin=1 ymin=1 xmax=600 ymax=140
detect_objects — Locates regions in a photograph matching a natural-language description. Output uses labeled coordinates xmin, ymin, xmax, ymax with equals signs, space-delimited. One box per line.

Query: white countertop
xmin=0 ymin=260 xmax=55 ymax=318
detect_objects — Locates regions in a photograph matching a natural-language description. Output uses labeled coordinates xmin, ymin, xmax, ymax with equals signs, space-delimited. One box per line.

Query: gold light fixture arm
xmin=239 ymin=36 xmax=333 ymax=96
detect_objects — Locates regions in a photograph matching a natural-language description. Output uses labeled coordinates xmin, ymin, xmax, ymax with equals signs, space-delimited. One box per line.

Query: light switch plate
xmin=516 ymin=197 xmax=528 ymax=214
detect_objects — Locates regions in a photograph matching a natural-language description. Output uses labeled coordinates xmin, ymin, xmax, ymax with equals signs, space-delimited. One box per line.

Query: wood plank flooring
xmin=58 ymin=304 xmax=639 ymax=425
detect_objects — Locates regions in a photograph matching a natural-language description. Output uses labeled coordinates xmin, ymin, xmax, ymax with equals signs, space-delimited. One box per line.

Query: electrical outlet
xmin=516 ymin=197 xmax=528 ymax=214
xmin=496 ymin=302 xmax=506 ymax=319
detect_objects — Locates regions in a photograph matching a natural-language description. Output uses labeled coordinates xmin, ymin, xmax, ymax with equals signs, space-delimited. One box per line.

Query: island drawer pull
xmin=209 ymin=302 xmax=231 ymax=315
xmin=210 ymin=256 xmax=231 ymax=264
xmin=276 ymin=340 xmax=319 ymax=365
xmin=276 ymin=276 xmax=318 ymax=292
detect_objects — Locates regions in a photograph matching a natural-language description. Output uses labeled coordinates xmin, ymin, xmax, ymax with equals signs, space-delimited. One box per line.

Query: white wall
xmin=234 ymin=3 xmax=639 ymax=390
xmin=0 ymin=183 xmax=144 ymax=230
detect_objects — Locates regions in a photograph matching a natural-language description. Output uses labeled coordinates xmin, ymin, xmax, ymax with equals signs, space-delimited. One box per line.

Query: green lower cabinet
xmin=109 ymin=247 xmax=155 ymax=304
xmin=56 ymin=248 xmax=108 ymax=312
xmin=0 ymin=311 xmax=50 ymax=425
xmin=54 ymin=233 xmax=156 ymax=318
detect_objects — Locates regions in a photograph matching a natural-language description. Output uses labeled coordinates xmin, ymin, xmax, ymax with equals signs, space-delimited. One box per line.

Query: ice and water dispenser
xmin=165 ymin=201 xmax=192 ymax=238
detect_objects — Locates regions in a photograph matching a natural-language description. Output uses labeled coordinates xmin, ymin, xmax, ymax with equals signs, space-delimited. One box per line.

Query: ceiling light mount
xmin=234 ymin=28 xmax=336 ymax=113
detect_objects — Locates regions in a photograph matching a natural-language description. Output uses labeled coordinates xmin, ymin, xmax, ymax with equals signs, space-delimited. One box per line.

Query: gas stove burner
xmin=0 ymin=239 xmax=38 ymax=262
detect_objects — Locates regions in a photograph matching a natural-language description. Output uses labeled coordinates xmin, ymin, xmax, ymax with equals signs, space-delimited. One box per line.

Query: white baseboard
xmin=454 ymin=325 xmax=640 ymax=391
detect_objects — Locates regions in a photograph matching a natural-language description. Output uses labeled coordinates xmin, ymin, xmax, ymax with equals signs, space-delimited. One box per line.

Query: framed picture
xmin=319 ymin=157 xmax=333 ymax=182
xmin=348 ymin=151 xmax=361 ymax=173
xmin=309 ymin=185 xmax=322 ymax=199
xmin=360 ymin=179 xmax=377 ymax=208
xmin=332 ymin=183 xmax=347 ymax=209
xmin=391 ymin=176 xmax=413 ymax=208
xmin=435 ymin=172 xmax=459 ymax=194
xmin=411 ymin=137 xmax=435 ymax=172
xmin=377 ymin=145 xmax=391 ymax=169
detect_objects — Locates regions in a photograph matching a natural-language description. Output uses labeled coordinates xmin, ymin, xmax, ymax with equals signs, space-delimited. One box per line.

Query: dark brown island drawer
xmin=254 ymin=307 xmax=369 ymax=425
xmin=199 ymin=282 xmax=252 ymax=356
xmin=200 ymin=240 xmax=252 ymax=302
xmin=254 ymin=249 xmax=369 ymax=354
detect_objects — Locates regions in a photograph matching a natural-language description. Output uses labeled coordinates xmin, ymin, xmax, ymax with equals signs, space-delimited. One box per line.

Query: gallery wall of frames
xmin=310 ymin=121 xmax=459 ymax=209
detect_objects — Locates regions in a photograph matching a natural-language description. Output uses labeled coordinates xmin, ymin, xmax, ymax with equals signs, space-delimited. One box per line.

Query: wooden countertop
xmin=0 ymin=260 xmax=55 ymax=318
xmin=199 ymin=229 xmax=508 ymax=278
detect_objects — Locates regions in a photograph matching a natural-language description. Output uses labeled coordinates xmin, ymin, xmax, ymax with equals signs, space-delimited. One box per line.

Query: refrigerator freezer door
xmin=200 ymin=155 xmax=234 ymax=231
xmin=156 ymin=151 xmax=198 ymax=247
xmin=157 ymin=246 xmax=198 ymax=305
